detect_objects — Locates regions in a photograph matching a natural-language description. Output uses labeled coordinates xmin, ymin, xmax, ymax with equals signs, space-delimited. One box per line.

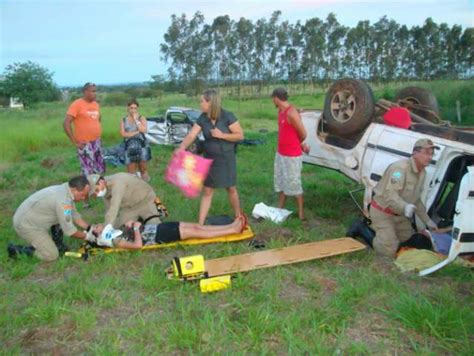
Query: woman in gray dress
xmin=178 ymin=90 xmax=244 ymax=225
xmin=120 ymin=99 xmax=151 ymax=181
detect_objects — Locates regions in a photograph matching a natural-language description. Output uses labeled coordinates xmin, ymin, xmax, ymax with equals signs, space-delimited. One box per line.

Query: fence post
xmin=456 ymin=100 xmax=461 ymax=124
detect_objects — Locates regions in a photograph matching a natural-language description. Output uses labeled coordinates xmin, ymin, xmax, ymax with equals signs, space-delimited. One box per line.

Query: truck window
xmin=168 ymin=112 xmax=187 ymax=124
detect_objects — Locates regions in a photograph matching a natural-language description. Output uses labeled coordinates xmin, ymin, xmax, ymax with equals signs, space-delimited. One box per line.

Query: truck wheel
xmin=323 ymin=79 xmax=375 ymax=137
xmin=394 ymin=87 xmax=440 ymax=123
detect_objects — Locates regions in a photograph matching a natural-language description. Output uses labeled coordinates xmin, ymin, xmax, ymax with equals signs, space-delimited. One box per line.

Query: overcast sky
xmin=1 ymin=0 xmax=472 ymax=86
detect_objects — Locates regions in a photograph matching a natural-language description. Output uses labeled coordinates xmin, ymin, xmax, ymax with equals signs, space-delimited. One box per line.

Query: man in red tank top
xmin=271 ymin=88 xmax=309 ymax=221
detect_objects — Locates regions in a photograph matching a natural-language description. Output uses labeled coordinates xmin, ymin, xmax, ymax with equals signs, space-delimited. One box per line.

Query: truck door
xmin=451 ymin=166 xmax=474 ymax=251
xmin=428 ymin=155 xmax=474 ymax=228
xmin=361 ymin=125 xmax=445 ymax=207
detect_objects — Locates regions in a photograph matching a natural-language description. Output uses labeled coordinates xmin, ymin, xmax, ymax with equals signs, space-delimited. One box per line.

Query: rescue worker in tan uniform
xmin=10 ymin=176 xmax=94 ymax=261
xmin=371 ymin=138 xmax=439 ymax=257
xmin=88 ymin=173 xmax=161 ymax=228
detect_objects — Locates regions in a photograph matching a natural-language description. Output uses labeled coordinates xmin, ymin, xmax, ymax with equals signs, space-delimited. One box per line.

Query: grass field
xmin=0 ymin=83 xmax=473 ymax=354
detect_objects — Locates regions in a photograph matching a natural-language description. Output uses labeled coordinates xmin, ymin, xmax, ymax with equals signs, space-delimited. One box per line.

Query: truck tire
xmin=323 ymin=79 xmax=375 ymax=137
xmin=394 ymin=87 xmax=440 ymax=123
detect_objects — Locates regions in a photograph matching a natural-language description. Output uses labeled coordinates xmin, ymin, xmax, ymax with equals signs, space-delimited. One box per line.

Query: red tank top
xmin=278 ymin=106 xmax=302 ymax=156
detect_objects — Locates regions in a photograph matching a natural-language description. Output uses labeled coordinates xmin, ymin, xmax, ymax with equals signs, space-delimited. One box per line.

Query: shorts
xmin=155 ymin=222 xmax=181 ymax=243
xmin=274 ymin=152 xmax=303 ymax=196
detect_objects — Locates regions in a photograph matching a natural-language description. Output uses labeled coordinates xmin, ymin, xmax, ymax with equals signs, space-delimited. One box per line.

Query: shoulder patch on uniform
xmin=390 ymin=171 xmax=403 ymax=184
xmin=63 ymin=202 xmax=73 ymax=222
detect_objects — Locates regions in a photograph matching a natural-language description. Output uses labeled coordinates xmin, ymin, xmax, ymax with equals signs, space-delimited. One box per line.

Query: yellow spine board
xmin=80 ymin=226 xmax=254 ymax=255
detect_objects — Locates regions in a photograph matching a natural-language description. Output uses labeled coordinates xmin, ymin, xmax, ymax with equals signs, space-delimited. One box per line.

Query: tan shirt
xmin=13 ymin=183 xmax=82 ymax=236
xmin=373 ymin=157 xmax=431 ymax=224
xmin=103 ymin=173 xmax=156 ymax=226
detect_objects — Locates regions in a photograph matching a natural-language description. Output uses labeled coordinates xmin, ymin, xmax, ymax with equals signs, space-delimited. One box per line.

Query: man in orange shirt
xmin=63 ymin=82 xmax=105 ymax=175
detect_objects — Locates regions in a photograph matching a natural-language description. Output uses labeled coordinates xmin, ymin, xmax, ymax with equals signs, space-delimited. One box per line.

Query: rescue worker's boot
xmin=346 ymin=217 xmax=375 ymax=247
xmin=7 ymin=243 xmax=35 ymax=258
xmin=51 ymin=224 xmax=69 ymax=255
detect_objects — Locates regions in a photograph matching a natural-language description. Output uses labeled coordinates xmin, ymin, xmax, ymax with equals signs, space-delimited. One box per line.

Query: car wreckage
xmin=301 ymin=79 xmax=474 ymax=274
xmin=146 ymin=106 xmax=204 ymax=151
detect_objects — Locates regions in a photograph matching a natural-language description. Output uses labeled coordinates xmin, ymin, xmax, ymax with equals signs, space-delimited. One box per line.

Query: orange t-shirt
xmin=66 ymin=98 xmax=102 ymax=142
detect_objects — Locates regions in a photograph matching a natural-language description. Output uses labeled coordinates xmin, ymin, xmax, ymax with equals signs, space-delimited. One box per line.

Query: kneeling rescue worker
xmin=9 ymin=176 xmax=95 ymax=261
xmin=370 ymin=138 xmax=439 ymax=258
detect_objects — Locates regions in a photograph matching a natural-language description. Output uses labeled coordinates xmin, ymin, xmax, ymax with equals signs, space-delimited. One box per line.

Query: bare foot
xmin=239 ymin=211 xmax=248 ymax=233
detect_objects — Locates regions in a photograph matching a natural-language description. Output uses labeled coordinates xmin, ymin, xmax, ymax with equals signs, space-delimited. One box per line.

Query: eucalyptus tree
xmin=273 ymin=20 xmax=291 ymax=81
xmin=229 ymin=17 xmax=255 ymax=99
xmin=423 ymin=18 xmax=442 ymax=79
xmin=266 ymin=11 xmax=284 ymax=84
xmin=300 ymin=17 xmax=326 ymax=87
xmin=210 ymin=15 xmax=232 ymax=85
xmin=408 ymin=25 xmax=426 ymax=79
xmin=342 ymin=20 xmax=371 ymax=78
xmin=323 ymin=13 xmax=347 ymax=80
xmin=460 ymin=27 xmax=474 ymax=78
xmin=370 ymin=17 xmax=401 ymax=81
xmin=284 ymin=21 xmax=304 ymax=84
xmin=251 ymin=11 xmax=282 ymax=92
xmin=161 ymin=12 xmax=212 ymax=95
xmin=444 ymin=24 xmax=463 ymax=77
xmin=397 ymin=25 xmax=413 ymax=79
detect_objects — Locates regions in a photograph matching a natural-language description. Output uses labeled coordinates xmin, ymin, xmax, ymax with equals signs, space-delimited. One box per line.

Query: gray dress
xmin=123 ymin=117 xmax=151 ymax=164
xmin=196 ymin=109 xmax=238 ymax=188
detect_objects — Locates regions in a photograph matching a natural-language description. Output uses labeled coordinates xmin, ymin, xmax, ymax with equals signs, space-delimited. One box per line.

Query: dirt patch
xmin=313 ymin=275 xmax=338 ymax=294
xmin=40 ymin=158 xmax=63 ymax=169
xmin=18 ymin=320 xmax=79 ymax=354
xmin=342 ymin=312 xmax=443 ymax=354
xmin=0 ymin=163 xmax=11 ymax=173
xmin=278 ymin=276 xmax=312 ymax=301
xmin=252 ymin=226 xmax=294 ymax=243
xmin=342 ymin=312 xmax=407 ymax=353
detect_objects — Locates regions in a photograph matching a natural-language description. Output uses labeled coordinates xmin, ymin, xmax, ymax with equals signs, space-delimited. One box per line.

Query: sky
xmin=1 ymin=0 xmax=473 ymax=87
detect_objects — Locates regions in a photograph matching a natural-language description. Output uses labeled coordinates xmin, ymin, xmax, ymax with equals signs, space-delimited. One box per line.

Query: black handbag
xmin=125 ymin=134 xmax=146 ymax=162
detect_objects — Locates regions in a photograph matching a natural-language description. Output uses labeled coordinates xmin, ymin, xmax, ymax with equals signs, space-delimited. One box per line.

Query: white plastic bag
xmin=252 ymin=202 xmax=293 ymax=224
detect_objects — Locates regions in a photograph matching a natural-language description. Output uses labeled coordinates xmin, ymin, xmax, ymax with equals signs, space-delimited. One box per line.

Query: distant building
xmin=9 ymin=97 xmax=24 ymax=109
xmin=0 ymin=75 xmax=24 ymax=109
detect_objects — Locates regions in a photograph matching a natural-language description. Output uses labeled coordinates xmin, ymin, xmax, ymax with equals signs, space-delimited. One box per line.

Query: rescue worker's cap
xmin=413 ymin=138 xmax=440 ymax=151
xmin=87 ymin=174 xmax=102 ymax=196
xmin=101 ymin=224 xmax=123 ymax=240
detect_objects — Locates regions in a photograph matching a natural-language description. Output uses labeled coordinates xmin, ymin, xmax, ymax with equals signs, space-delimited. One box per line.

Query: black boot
xmin=346 ymin=218 xmax=375 ymax=248
xmin=7 ymin=243 xmax=35 ymax=258
xmin=51 ymin=224 xmax=69 ymax=255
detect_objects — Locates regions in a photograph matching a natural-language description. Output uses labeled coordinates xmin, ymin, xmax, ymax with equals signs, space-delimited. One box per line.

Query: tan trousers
xmin=14 ymin=226 xmax=59 ymax=261
xmin=370 ymin=207 xmax=414 ymax=258
xmin=115 ymin=195 xmax=160 ymax=228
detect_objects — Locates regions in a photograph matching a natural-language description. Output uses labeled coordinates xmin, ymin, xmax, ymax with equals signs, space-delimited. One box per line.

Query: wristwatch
xmin=133 ymin=226 xmax=139 ymax=231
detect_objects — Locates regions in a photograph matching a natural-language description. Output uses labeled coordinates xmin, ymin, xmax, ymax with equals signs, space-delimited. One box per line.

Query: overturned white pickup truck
xmin=301 ymin=79 xmax=474 ymax=274
xmin=146 ymin=107 xmax=202 ymax=145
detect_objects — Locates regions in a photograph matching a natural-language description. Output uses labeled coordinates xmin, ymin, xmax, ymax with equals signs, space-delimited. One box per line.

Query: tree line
xmin=159 ymin=11 xmax=473 ymax=95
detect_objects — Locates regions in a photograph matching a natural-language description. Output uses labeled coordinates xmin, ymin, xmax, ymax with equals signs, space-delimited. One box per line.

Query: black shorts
xmin=155 ymin=222 xmax=181 ymax=243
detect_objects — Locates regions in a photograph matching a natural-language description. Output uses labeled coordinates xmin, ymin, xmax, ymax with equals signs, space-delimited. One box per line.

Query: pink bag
xmin=165 ymin=151 xmax=213 ymax=198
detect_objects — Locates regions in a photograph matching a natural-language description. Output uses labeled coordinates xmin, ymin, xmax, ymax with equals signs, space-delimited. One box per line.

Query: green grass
xmin=0 ymin=84 xmax=473 ymax=353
